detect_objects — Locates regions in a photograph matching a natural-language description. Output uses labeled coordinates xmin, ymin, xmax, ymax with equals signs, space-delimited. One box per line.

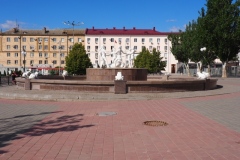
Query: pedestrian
xmin=11 ymin=71 xmax=17 ymax=85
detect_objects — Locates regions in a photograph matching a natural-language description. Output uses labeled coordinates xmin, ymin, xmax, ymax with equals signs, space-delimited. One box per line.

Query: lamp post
xmin=58 ymin=40 xmax=62 ymax=76
xmin=63 ymin=21 xmax=84 ymax=45
xmin=21 ymin=48 xmax=26 ymax=72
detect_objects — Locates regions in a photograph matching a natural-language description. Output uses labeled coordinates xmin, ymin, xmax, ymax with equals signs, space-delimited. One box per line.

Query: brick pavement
xmin=0 ymin=78 xmax=240 ymax=159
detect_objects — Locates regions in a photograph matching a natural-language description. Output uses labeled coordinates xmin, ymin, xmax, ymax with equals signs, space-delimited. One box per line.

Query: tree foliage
xmin=134 ymin=47 xmax=166 ymax=73
xmin=65 ymin=43 xmax=92 ymax=75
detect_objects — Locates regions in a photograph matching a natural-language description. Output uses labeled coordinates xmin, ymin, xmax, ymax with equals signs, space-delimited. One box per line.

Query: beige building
xmin=0 ymin=27 xmax=85 ymax=73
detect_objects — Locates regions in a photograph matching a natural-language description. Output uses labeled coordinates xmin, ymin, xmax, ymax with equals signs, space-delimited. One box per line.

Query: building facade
xmin=0 ymin=27 xmax=179 ymax=74
xmin=85 ymin=27 xmax=178 ymax=73
xmin=0 ymin=27 xmax=85 ymax=73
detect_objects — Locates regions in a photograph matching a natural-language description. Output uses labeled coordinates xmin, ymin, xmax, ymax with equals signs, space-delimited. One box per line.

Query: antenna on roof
xmin=16 ymin=19 xmax=19 ymax=29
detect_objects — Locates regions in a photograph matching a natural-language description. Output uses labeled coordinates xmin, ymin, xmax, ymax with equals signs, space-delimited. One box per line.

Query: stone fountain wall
xmin=86 ymin=68 xmax=148 ymax=81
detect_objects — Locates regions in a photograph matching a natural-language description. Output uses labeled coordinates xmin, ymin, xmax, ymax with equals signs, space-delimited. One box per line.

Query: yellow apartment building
xmin=0 ymin=27 xmax=85 ymax=73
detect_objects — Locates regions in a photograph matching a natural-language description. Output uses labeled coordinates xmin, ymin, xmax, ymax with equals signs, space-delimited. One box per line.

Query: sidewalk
xmin=0 ymin=78 xmax=240 ymax=160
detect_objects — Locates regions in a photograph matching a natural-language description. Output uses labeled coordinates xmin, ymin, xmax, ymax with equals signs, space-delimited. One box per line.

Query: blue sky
xmin=0 ymin=0 xmax=206 ymax=32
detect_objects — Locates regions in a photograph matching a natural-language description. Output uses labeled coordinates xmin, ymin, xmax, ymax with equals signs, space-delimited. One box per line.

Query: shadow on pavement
xmin=0 ymin=113 xmax=94 ymax=152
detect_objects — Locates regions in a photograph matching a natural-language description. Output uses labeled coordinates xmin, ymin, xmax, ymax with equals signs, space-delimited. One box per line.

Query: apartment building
xmin=0 ymin=27 xmax=85 ymax=72
xmin=85 ymin=27 xmax=178 ymax=73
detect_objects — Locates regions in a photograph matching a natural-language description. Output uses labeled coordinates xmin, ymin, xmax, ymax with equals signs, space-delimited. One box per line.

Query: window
xmin=149 ymin=38 xmax=153 ymax=43
xmin=13 ymin=45 xmax=18 ymax=49
xmin=44 ymin=38 xmax=48 ymax=42
xmin=7 ymin=53 xmax=10 ymax=57
xmin=14 ymin=37 xmax=19 ymax=42
xmin=69 ymin=38 xmax=73 ymax=42
xmin=53 ymin=53 xmax=57 ymax=57
xmin=44 ymin=53 xmax=48 ymax=58
xmin=38 ymin=38 xmax=42 ymax=42
xmin=142 ymin=38 xmax=145 ymax=43
xmin=118 ymin=38 xmax=122 ymax=44
xmin=110 ymin=38 xmax=114 ymax=42
xmin=95 ymin=53 xmax=98 ymax=59
xmin=157 ymin=46 xmax=160 ymax=51
xmin=60 ymin=53 xmax=65 ymax=57
xmin=60 ymin=45 xmax=65 ymax=50
xmin=15 ymin=60 xmax=18 ymax=64
xmin=125 ymin=46 xmax=129 ymax=50
xmin=142 ymin=46 xmax=145 ymax=49
xmin=30 ymin=45 xmax=34 ymax=50
xmin=126 ymin=38 xmax=129 ymax=43
xmin=15 ymin=53 xmax=18 ymax=57
xmin=7 ymin=45 xmax=10 ymax=49
xmin=95 ymin=46 xmax=98 ymax=52
xmin=52 ymin=60 xmax=57 ymax=64
xmin=165 ymin=38 xmax=167 ymax=44
xmin=39 ymin=45 xmax=42 ymax=50
xmin=134 ymin=38 xmax=137 ymax=42
xmin=30 ymin=38 xmax=35 ymax=42
xmin=95 ymin=60 xmax=98 ymax=65
xmin=61 ymin=38 xmax=64 ymax=42
xmin=149 ymin=46 xmax=153 ymax=51
xmin=7 ymin=37 xmax=10 ymax=42
xmin=87 ymin=46 xmax=90 ymax=52
xmin=157 ymin=38 xmax=160 ymax=43
xmin=22 ymin=45 xmax=26 ymax=50
xmin=44 ymin=60 xmax=48 ymax=64
xmin=95 ymin=38 xmax=98 ymax=44
xmin=30 ymin=60 xmax=34 ymax=65
xmin=30 ymin=52 xmax=34 ymax=57
xmin=61 ymin=60 xmax=65 ymax=64
xmin=44 ymin=45 xmax=48 ymax=50
xmin=51 ymin=38 xmax=56 ymax=42
xmin=87 ymin=38 xmax=90 ymax=43
xmin=39 ymin=52 xmax=42 ymax=57
xmin=103 ymin=38 xmax=106 ymax=44
xmin=164 ymin=46 xmax=167 ymax=51
xmin=51 ymin=45 xmax=56 ymax=50
xmin=39 ymin=60 xmax=42 ymax=64
xmin=78 ymin=38 xmax=82 ymax=42
xmin=134 ymin=46 xmax=137 ymax=50
xmin=164 ymin=53 xmax=167 ymax=58
xmin=111 ymin=46 xmax=114 ymax=51
xmin=7 ymin=60 xmax=11 ymax=64
xmin=22 ymin=37 xmax=26 ymax=42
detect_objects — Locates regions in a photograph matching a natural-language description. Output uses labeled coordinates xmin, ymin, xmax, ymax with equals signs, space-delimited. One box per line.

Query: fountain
xmin=16 ymin=45 xmax=218 ymax=94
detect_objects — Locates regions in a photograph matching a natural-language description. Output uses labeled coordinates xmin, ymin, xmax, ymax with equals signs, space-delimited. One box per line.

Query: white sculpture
xmin=29 ymin=72 xmax=39 ymax=79
xmin=62 ymin=70 xmax=68 ymax=80
xmin=22 ymin=69 xmax=31 ymax=78
xmin=115 ymin=72 xmax=124 ymax=80
xmin=98 ymin=46 xmax=108 ymax=68
xmin=126 ymin=48 xmax=135 ymax=68
xmin=110 ymin=46 xmax=125 ymax=68
xmin=197 ymin=71 xmax=209 ymax=79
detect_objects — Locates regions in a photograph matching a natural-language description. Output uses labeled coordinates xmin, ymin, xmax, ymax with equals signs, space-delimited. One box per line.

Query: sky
xmin=0 ymin=0 xmax=206 ymax=32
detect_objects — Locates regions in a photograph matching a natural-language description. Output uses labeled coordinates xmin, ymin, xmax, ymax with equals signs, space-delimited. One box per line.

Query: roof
xmin=1 ymin=27 xmax=85 ymax=36
xmin=85 ymin=27 xmax=179 ymax=35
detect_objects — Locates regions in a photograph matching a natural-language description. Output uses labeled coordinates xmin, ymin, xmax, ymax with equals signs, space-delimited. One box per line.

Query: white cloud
xmin=169 ymin=25 xmax=186 ymax=32
xmin=0 ymin=20 xmax=17 ymax=30
xmin=166 ymin=19 xmax=176 ymax=22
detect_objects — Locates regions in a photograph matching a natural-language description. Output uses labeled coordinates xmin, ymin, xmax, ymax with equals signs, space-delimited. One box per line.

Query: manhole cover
xmin=97 ymin=112 xmax=117 ymax=116
xmin=143 ymin=121 xmax=168 ymax=126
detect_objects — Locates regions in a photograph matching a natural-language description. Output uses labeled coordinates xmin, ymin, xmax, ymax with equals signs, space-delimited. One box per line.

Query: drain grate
xmin=97 ymin=112 xmax=117 ymax=116
xmin=143 ymin=121 xmax=168 ymax=126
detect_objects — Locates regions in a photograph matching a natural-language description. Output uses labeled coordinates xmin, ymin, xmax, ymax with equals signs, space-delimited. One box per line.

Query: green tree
xmin=134 ymin=47 xmax=166 ymax=73
xmin=200 ymin=0 xmax=240 ymax=77
xmin=65 ymin=43 xmax=92 ymax=75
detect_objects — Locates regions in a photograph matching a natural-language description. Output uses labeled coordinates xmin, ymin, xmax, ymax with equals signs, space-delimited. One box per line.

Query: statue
xmin=126 ymin=48 xmax=135 ymax=68
xmin=98 ymin=46 xmax=108 ymax=68
xmin=110 ymin=46 xmax=125 ymax=68
xmin=197 ymin=71 xmax=209 ymax=79
xmin=115 ymin=72 xmax=124 ymax=80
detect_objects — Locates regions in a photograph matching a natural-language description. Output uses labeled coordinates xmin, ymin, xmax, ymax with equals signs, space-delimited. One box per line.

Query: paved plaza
xmin=0 ymin=78 xmax=240 ymax=160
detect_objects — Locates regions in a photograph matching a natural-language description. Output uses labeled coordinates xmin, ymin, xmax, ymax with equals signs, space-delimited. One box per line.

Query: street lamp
xmin=63 ymin=21 xmax=84 ymax=45
xmin=21 ymin=48 xmax=26 ymax=72
xmin=58 ymin=40 xmax=62 ymax=76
